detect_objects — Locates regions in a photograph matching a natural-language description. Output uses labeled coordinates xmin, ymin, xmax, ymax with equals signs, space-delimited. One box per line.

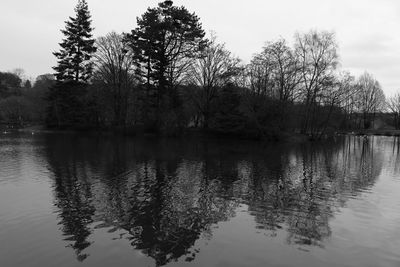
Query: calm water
xmin=1 ymin=133 xmax=400 ymax=267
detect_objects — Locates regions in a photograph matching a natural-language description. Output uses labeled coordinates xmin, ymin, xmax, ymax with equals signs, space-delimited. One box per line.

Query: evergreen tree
xmin=53 ymin=0 xmax=96 ymax=82
xmin=125 ymin=0 xmax=206 ymax=130
xmin=47 ymin=0 xmax=96 ymax=128
xmin=23 ymin=80 xmax=32 ymax=90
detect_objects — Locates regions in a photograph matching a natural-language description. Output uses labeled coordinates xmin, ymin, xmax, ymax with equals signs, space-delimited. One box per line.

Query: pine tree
xmin=53 ymin=0 xmax=96 ymax=82
xmin=125 ymin=0 xmax=206 ymax=130
xmin=47 ymin=0 xmax=96 ymax=128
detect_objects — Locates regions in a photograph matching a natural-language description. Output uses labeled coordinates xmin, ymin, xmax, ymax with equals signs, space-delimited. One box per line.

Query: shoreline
xmin=2 ymin=124 xmax=310 ymax=143
xmin=3 ymin=124 xmax=400 ymax=141
xmin=337 ymin=129 xmax=400 ymax=137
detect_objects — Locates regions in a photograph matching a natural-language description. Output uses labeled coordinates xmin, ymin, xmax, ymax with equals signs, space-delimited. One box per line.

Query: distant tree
xmin=387 ymin=93 xmax=400 ymax=129
xmin=125 ymin=0 xmax=206 ymax=130
xmin=53 ymin=0 xmax=96 ymax=82
xmin=0 ymin=72 xmax=22 ymax=98
xmin=12 ymin=68 xmax=27 ymax=84
xmin=24 ymin=75 xmax=56 ymax=122
xmin=185 ymin=34 xmax=240 ymax=129
xmin=23 ymin=80 xmax=32 ymax=90
xmin=12 ymin=68 xmax=25 ymax=78
xmin=356 ymin=72 xmax=386 ymax=129
xmin=0 ymin=96 xmax=34 ymax=125
xmin=93 ymin=32 xmax=137 ymax=127
xmin=329 ymin=71 xmax=359 ymax=130
xmin=33 ymin=74 xmax=56 ymax=100
xmin=35 ymin=74 xmax=56 ymax=85
xmin=0 ymin=72 xmax=56 ymax=124
xmin=313 ymin=71 xmax=356 ymax=136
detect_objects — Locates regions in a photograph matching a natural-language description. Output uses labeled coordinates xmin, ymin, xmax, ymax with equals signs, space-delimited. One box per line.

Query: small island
xmin=1 ymin=0 xmax=399 ymax=142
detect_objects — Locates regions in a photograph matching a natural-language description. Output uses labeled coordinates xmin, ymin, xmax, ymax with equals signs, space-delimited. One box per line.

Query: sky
xmin=1 ymin=0 xmax=400 ymax=95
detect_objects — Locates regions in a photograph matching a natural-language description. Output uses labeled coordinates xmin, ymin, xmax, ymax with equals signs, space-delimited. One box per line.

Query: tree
xmin=243 ymin=53 xmax=277 ymax=137
xmin=125 ymin=0 xmax=206 ymax=130
xmin=247 ymin=40 xmax=301 ymax=131
xmin=27 ymin=74 xmax=56 ymax=122
xmin=262 ymin=39 xmax=301 ymax=103
xmin=387 ymin=93 xmax=400 ymax=129
xmin=355 ymin=72 xmax=385 ymax=129
xmin=53 ymin=0 xmax=96 ymax=82
xmin=47 ymin=0 xmax=96 ymax=128
xmin=185 ymin=34 xmax=240 ymax=128
xmin=247 ymin=52 xmax=274 ymax=97
xmin=315 ymin=71 xmax=355 ymax=136
xmin=213 ymin=84 xmax=245 ymax=135
xmin=46 ymin=81 xmax=89 ymax=127
xmin=330 ymin=72 xmax=359 ymax=130
xmin=23 ymin=80 xmax=32 ymax=90
xmin=294 ymin=30 xmax=339 ymax=135
xmin=0 ymin=72 xmax=22 ymax=98
xmin=0 ymin=96 xmax=33 ymax=125
xmin=93 ymin=32 xmax=137 ymax=127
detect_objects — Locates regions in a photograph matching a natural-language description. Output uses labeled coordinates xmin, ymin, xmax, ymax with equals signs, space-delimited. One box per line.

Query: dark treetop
xmin=53 ymin=0 xmax=96 ymax=82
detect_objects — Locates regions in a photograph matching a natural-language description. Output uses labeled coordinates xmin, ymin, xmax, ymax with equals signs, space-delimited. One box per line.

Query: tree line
xmin=1 ymin=0 xmax=399 ymax=138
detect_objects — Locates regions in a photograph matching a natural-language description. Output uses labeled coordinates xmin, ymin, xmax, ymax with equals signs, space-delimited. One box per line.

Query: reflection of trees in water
xmin=389 ymin=137 xmax=400 ymax=175
xmin=46 ymin=136 xmax=96 ymax=262
xmin=43 ymin=135 xmax=385 ymax=265
xmin=118 ymin=159 xmax=239 ymax=266
xmin=44 ymin=136 xmax=240 ymax=265
xmin=243 ymin=136 xmax=384 ymax=247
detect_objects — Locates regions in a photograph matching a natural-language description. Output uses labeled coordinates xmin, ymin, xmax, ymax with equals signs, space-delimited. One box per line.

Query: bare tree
xmin=262 ymin=39 xmax=301 ymax=102
xmin=94 ymin=32 xmax=136 ymax=127
xmin=334 ymin=71 xmax=359 ymax=129
xmin=387 ymin=93 xmax=400 ymax=129
xmin=355 ymin=72 xmax=385 ymax=129
xmin=294 ymin=30 xmax=339 ymax=134
xmin=247 ymin=52 xmax=274 ymax=97
xmin=243 ymin=39 xmax=302 ymax=133
xmin=316 ymin=71 xmax=356 ymax=136
xmin=185 ymin=34 xmax=240 ymax=128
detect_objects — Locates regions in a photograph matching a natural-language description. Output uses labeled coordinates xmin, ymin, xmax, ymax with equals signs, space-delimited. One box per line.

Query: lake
xmin=1 ymin=133 xmax=400 ymax=267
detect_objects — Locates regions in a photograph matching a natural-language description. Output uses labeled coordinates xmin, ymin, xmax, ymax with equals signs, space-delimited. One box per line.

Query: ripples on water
xmin=1 ymin=134 xmax=400 ymax=267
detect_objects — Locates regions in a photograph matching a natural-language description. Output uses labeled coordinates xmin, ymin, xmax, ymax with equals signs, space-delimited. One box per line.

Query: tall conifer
xmin=47 ymin=0 xmax=96 ymax=127
xmin=53 ymin=0 xmax=96 ymax=82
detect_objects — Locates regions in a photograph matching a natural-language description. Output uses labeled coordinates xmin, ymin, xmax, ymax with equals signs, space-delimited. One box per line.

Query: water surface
xmin=1 ymin=133 xmax=400 ymax=267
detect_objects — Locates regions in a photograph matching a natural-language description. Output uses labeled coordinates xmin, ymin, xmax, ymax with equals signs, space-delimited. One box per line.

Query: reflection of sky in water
xmin=0 ymin=134 xmax=400 ymax=267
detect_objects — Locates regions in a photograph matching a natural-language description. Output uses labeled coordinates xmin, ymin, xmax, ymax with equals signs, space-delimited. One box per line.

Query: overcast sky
xmin=1 ymin=0 xmax=400 ymax=95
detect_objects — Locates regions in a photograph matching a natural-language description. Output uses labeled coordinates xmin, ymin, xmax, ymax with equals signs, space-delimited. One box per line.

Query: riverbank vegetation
xmin=1 ymin=0 xmax=399 ymax=140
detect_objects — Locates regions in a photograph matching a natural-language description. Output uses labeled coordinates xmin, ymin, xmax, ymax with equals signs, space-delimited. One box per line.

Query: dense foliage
xmin=0 ymin=72 xmax=55 ymax=125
